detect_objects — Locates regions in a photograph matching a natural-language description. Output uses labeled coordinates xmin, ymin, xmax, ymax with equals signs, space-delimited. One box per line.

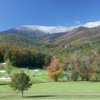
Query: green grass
xmin=0 ymin=66 xmax=100 ymax=99
xmin=0 ymin=82 xmax=100 ymax=99
xmin=0 ymin=95 xmax=100 ymax=99
xmin=0 ymin=66 xmax=48 ymax=83
xmin=0 ymin=65 xmax=67 ymax=83
xmin=24 ymin=82 xmax=100 ymax=94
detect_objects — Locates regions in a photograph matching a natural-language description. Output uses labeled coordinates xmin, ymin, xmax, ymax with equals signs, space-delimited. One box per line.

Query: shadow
xmin=24 ymin=95 xmax=55 ymax=98
xmin=0 ymin=84 xmax=8 ymax=85
xmin=20 ymin=66 xmax=42 ymax=69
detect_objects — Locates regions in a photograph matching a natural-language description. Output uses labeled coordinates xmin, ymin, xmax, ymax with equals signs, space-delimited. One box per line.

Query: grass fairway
xmin=0 ymin=95 xmax=100 ymax=99
xmin=0 ymin=67 xmax=48 ymax=83
xmin=0 ymin=82 xmax=100 ymax=99
xmin=25 ymin=82 xmax=100 ymax=94
xmin=0 ymin=67 xmax=100 ymax=99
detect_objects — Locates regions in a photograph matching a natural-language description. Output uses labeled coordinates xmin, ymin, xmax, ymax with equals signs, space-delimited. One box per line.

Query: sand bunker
xmin=1 ymin=63 xmax=6 ymax=65
xmin=0 ymin=77 xmax=11 ymax=79
xmin=34 ymin=70 xmax=39 ymax=71
xmin=0 ymin=70 xmax=6 ymax=73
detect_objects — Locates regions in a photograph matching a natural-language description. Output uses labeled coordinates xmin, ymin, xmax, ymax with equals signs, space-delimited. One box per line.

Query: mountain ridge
xmin=0 ymin=21 xmax=100 ymax=43
xmin=14 ymin=21 xmax=100 ymax=34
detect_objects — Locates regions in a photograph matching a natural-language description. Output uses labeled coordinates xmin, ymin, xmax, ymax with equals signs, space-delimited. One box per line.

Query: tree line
xmin=0 ymin=45 xmax=52 ymax=69
xmin=47 ymin=48 xmax=100 ymax=82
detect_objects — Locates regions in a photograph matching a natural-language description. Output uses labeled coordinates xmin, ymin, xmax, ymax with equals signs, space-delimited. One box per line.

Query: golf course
xmin=0 ymin=66 xmax=100 ymax=99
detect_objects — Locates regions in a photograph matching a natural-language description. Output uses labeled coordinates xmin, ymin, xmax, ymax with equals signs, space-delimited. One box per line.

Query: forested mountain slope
xmin=1 ymin=21 xmax=100 ymax=57
xmin=0 ymin=34 xmax=61 ymax=55
xmin=0 ymin=34 xmax=100 ymax=58
xmin=55 ymin=26 xmax=100 ymax=45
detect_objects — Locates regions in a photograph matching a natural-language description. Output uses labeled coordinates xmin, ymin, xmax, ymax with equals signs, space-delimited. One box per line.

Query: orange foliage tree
xmin=47 ymin=59 xmax=63 ymax=82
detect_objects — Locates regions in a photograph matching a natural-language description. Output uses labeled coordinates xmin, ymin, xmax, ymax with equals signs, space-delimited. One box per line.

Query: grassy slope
xmin=0 ymin=82 xmax=100 ymax=99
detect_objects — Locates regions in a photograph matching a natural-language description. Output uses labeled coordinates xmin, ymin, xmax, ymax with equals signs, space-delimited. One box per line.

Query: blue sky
xmin=0 ymin=0 xmax=100 ymax=31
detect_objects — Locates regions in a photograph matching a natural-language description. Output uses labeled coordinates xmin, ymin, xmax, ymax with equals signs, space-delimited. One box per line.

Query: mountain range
xmin=0 ymin=21 xmax=100 ymax=56
xmin=1 ymin=21 xmax=100 ymax=44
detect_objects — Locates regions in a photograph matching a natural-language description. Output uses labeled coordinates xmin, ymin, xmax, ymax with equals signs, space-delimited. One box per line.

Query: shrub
xmin=70 ymin=71 xmax=79 ymax=81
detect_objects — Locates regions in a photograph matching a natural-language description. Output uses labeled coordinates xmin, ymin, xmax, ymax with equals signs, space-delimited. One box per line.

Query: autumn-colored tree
xmin=79 ymin=53 xmax=95 ymax=81
xmin=62 ymin=53 xmax=79 ymax=81
xmin=63 ymin=51 xmax=95 ymax=81
xmin=47 ymin=59 xmax=63 ymax=82
xmin=91 ymin=54 xmax=100 ymax=81
xmin=66 ymin=53 xmax=79 ymax=81
xmin=63 ymin=58 xmax=71 ymax=81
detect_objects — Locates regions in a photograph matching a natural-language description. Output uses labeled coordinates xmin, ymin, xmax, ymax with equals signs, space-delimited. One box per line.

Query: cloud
xmin=75 ymin=20 xmax=81 ymax=24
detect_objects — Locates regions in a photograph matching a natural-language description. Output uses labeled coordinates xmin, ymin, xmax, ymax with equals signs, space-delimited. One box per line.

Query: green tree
xmin=5 ymin=59 xmax=12 ymax=77
xmin=9 ymin=70 xmax=32 ymax=97
xmin=23 ymin=50 xmax=32 ymax=66
xmin=63 ymin=58 xmax=71 ymax=81
xmin=97 ymin=47 xmax=100 ymax=54
xmin=34 ymin=53 xmax=45 ymax=68
xmin=10 ymin=50 xmax=19 ymax=66
xmin=70 ymin=70 xmax=79 ymax=81
xmin=44 ymin=55 xmax=52 ymax=66
xmin=4 ymin=50 xmax=12 ymax=61
xmin=43 ymin=55 xmax=52 ymax=69
xmin=91 ymin=54 xmax=100 ymax=81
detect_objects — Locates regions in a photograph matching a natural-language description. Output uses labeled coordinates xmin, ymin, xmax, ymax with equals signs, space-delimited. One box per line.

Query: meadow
xmin=0 ymin=66 xmax=100 ymax=99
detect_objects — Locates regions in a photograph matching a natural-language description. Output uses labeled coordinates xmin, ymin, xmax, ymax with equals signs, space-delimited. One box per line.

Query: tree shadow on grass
xmin=24 ymin=95 xmax=55 ymax=98
xmin=0 ymin=84 xmax=8 ymax=85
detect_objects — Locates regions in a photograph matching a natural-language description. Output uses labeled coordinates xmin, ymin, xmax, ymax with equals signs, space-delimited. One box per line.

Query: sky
xmin=0 ymin=0 xmax=100 ymax=31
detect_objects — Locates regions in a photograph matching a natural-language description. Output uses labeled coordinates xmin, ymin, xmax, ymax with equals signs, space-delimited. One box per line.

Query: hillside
xmin=54 ymin=26 xmax=100 ymax=45
xmin=0 ymin=34 xmax=100 ymax=58
xmin=0 ymin=34 xmax=61 ymax=55
xmin=45 ymin=26 xmax=88 ymax=43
